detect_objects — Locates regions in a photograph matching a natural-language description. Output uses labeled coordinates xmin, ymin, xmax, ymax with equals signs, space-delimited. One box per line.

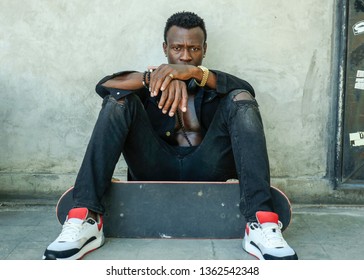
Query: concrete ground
xmin=1 ymin=197 xmax=364 ymax=260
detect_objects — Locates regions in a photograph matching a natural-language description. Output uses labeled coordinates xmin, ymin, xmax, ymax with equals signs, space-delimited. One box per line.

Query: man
xmin=43 ymin=11 xmax=297 ymax=260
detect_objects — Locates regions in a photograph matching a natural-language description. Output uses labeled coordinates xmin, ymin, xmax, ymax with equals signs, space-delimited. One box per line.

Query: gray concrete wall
xmin=1 ymin=0 xmax=353 ymax=203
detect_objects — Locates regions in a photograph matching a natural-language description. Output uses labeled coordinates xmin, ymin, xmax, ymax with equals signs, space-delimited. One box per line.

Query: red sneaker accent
xmin=68 ymin=208 xmax=88 ymax=220
xmin=98 ymin=215 xmax=103 ymax=231
xmin=256 ymin=211 xmax=279 ymax=224
xmin=245 ymin=224 xmax=250 ymax=235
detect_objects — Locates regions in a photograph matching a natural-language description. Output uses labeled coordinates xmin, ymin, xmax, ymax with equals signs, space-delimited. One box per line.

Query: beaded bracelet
xmin=147 ymin=70 xmax=151 ymax=86
xmin=142 ymin=71 xmax=148 ymax=89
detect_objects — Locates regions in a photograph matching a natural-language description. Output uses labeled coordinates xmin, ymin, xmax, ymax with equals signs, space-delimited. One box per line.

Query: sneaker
xmin=43 ymin=208 xmax=105 ymax=260
xmin=242 ymin=211 xmax=298 ymax=260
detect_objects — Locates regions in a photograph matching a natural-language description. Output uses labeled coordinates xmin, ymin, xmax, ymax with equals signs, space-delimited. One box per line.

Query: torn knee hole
xmin=233 ymin=91 xmax=254 ymax=101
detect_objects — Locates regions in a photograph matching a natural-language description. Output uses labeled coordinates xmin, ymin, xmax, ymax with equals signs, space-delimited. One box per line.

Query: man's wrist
xmin=194 ymin=65 xmax=209 ymax=87
xmin=141 ymin=69 xmax=154 ymax=89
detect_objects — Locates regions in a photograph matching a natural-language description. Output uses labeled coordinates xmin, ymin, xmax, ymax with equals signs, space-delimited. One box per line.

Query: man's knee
xmin=231 ymin=90 xmax=255 ymax=102
xmin=112 ymin=94 xmax=140 ymax=106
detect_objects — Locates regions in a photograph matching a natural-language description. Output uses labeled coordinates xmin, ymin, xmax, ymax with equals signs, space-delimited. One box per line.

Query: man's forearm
xmin=101 ymin=64 xmax=218 ymax=90
xmin=102 ymin=72 xmax=144 ymax=90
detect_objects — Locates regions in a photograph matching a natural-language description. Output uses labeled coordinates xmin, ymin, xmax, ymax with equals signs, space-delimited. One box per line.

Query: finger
xmin=150 ymin=66 xmax=168 ymax=97
xmin=149 ymin=70 xmax=160 ymax=97
xmin=160 ymin=72 xmax=175 ymax=91
xmin=168 ymin=88 xmax=182 ymax=117
xmin=154 ymin=69 xmax=173 ymax=96
xmin=179 ymin=86 xmax=188 ymax=113
xmin=169 ymin=83 xmax=183 ymax=117
xmin=158 ymin=90 xmax=168 ymax=112
xmin=162 ymin=89 xmax=176 ymax=115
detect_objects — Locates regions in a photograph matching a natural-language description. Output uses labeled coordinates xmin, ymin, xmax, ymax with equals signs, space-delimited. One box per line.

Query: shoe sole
xmin=74 ymin=234 xmax=105 ymax=260
xmin=43 ymin=234 xmax=105 ymax=260
xmin=242 ymin=237 xmax=298 ymax=260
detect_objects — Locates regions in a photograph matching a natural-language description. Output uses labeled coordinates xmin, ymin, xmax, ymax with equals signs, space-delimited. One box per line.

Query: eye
xmin=190 ymin=47 xmax=200 ymax=52
xmin=172 ymin=46 xmax=181 ymax=51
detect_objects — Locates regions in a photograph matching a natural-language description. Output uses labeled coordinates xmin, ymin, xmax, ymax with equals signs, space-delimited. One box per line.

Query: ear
xmin=203 ymin=43 xmax=207 ymax=56
xmin=163 ymin=42 xmax=167 ymax=56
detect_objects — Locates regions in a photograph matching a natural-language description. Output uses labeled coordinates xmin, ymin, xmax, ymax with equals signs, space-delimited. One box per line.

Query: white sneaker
xmin=43 ymin=208 xmax=105 ymax=260
xmin=242 ymin=211 xmax=298 ymax=260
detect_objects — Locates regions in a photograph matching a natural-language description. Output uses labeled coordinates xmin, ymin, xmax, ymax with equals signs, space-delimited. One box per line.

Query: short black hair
xmin=164 ymin=11 xmax=207 ymax=43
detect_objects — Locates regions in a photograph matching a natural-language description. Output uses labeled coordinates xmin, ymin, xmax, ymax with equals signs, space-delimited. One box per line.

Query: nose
xmin=180 ymin=48 xmax=192 ymax=62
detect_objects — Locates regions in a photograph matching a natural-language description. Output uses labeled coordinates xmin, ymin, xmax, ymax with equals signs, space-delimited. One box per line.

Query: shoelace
xmin=58 ymin=220 xmax=84 ymax=241
xmin=260 ymin=222 xmax=286 ymax=247
xmin=250 ymin=221 xmax=285 ymax=247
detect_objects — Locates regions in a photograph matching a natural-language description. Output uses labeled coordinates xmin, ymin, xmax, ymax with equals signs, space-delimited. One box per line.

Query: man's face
xmin=163 ymin=26 xmax=207 ymax=66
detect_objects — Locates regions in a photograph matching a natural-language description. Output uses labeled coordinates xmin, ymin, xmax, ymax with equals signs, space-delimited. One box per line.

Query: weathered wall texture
xmin=1 ymin=0 xmax=348 ymax=202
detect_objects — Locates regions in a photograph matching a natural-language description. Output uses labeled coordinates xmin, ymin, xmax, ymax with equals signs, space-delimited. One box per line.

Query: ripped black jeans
xmin=73 ymin=90 xmax=273 ymax=221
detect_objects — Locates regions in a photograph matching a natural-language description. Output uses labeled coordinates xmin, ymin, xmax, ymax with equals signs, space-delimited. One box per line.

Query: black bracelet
xmin=147 ymin=70 xmax=151 ymax=87
xmin=142 ymin=71 xmax=148 ymax=89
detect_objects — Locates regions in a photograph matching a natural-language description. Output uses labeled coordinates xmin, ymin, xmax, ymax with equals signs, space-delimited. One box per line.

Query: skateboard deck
xmin=56 ymin=181 xmax=292 ymax=238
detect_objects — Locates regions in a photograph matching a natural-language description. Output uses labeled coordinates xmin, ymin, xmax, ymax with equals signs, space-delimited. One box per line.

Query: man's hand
xmin=157 ymin=79 xmax=188 ymax=117
xmin=149 ymin=64 xmax=194 ymax=116
xmin=149 ymin=64 xmax=194 ymax=96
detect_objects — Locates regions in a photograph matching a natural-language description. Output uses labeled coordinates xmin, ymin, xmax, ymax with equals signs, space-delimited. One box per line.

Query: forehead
xmin=166 ymin=26 xmax=205 ymax=45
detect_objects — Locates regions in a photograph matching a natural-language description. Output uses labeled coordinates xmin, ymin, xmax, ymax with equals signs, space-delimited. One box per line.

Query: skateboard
xmin=56 ymin=181 xmax=292 ymax=238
